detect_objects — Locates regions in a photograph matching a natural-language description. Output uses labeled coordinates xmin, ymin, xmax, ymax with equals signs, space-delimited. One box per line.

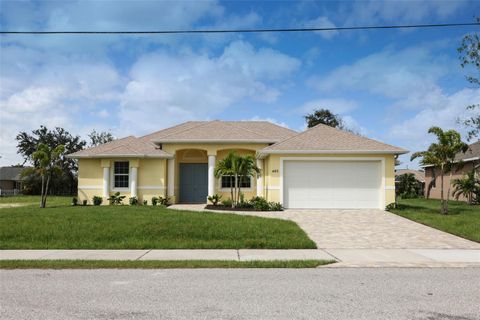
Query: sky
xmin=0 ymin=0 xmax=479 ymax=168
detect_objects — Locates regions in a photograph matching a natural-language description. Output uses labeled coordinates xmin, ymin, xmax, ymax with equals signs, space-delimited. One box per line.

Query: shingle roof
xmin=395 ymin=169 xmax=425 ymax=183
xmin=142 ymin=120 xmax=297 ymax=143
xmin=455 ymin=140 xmax=480 ymax=162
xmin=67 ymin=136 xmax=172 ymax=159
xmin=259 ymin=124 xmax=408 ymax=155
xmin=0 ymin=166 xmax=30 ymax=181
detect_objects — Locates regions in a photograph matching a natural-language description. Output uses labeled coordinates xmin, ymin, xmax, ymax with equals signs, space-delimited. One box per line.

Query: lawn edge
xmin=0 ymin=259 xmax=335 ymax=269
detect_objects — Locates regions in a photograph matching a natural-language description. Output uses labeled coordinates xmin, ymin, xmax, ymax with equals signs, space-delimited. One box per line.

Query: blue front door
xmin=179 ymin=163 xmax=208 ymax=203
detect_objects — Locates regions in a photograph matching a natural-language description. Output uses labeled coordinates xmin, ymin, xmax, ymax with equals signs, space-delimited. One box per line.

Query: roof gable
xmin=260 ymin=124 xmax=408 ymax=155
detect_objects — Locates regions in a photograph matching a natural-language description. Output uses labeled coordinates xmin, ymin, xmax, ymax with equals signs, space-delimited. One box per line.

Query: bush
xmin=207 ymin=194 xmax=222 ymax=206
xmin=143 ymin=200 xmax=148 ymax=206
xmin=221 ymin=198 xmax=232 ymax=207
xmin=237 ymin=200 xmax=253 ymax=209
xmin=268 ymin=202 xmax=283 ymax=211
xmin=92 ymin=196 xmax=103 ymax=206
xmin=151 ymin=197 xmax=159 ymax=206
xmin=71 ymin=197 xmax=78 ymax=206
xmin=385 ymin=203 xmax=396 ymax=211
xmin=129 ymin=196 xmax=139 ymax=206
xmin=158 ymin=196 xmax=170 ymax=206
xmin=250 ymin=196 xmax=270 ymax=211
xmin=108 ymin=192 xmax=125 ymax=205
xmin=82 ymin=199 xmax=87 ymax=206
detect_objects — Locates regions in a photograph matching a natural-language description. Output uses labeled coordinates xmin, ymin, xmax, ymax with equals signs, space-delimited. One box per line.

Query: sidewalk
xmin=1 ymin=249 xmax=479 ymax=267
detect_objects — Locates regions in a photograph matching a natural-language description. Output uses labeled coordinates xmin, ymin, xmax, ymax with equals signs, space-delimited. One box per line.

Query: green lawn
xmin=0 ymin=195 xmax=70 ymax=206
xmin=0 ymin=196 xmax=316 ymax=249
xmin=391 ymin=198 xmax=480 ymax=243
xmin=0 ymin=259 xmax=333 ymax=269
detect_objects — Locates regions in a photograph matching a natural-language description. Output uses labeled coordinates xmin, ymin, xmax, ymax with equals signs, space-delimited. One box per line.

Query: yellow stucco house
xmin=68 ymin=120 xmax=407 ymax=209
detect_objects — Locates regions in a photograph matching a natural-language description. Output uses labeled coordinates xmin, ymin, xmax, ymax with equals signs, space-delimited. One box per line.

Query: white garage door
xmin=283 ymin=160 xmax=382 ymax=209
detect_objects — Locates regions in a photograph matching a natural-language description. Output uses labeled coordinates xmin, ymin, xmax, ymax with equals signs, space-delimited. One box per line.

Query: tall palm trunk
xmin=230 ymin=176 xmax=234 ymax=208
xmin=440 ymin=168 xmax=447 ymax=215
xmin=40 ymin=174 xmax=45 ymax=208
xmin=237 ymin=175 xmax=243 ymax=204
xmin=43 ymin=175 xmax=51 ymax=208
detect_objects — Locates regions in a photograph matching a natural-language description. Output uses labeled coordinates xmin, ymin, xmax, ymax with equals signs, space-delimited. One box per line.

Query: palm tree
xmin=214 ymin=151 xmax=236 ymax=207
xmin=396 ymin=173 xmax=420 ymax=198
xmin=452 ymin=171 xmax=479 ymax=204
xmin=411 ymin=127 xmax=468 ymax=214
xmin=236 ymin=155 xmax=260 ymax=204
xmin=27 ymin=143 xmax=65 ymax=208
xmin=214 ymin=152 xmax=261 ymax=207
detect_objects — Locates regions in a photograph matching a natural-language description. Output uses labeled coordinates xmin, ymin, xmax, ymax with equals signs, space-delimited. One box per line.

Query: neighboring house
xmin=423 ymin=141 xmax=480 ymax=201
xmin=67 ymin=121 xmax=407 ymax=209
xmin=0 ymin=166 xmax=29 ymax=195
xmin=395 ymin=169 xmax=425 ymax=196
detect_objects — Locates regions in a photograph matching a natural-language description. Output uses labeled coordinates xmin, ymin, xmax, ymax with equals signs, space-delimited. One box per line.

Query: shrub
xmin=249 ymin=196 xmax=269 ymax=211
xmin=221 ymin=198 xmax=233 ymax=207
xmin=143 ymin=200 xmax=148 ymax=206
xmin=151 ymin=197 xmax=159 ymax=206
xmin=158 ymin=196 xmax=170 ymax=206
xmin=92 ymin=196 xmax=103 ymax=206
xmin=82 ymin=199 xmax=88 ymax=206
xmin=108 ymin=192 xmax=125 ymax=205
xmin=237 ymin=200 xmax=253 ymax=209
xmin=385 ymin=203 xmax=396 ymax=211
xmin=207 ymin=194 xmax=222 ymax=206
xmin=129 ymin=196 xmax=139 ymax=206
xmin=268 ymin=202 xmax=283 ymax=211
xmin=71 ymin=197 xmax=78 ymax=206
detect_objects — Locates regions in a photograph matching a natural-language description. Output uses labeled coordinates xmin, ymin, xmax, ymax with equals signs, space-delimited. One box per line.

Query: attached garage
xmin=282 ymin=159 xmax=383 ymax=209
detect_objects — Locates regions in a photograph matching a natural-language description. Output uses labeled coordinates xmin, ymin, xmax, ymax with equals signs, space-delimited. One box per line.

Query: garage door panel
xmin=283 ymin=160 xmax=381 ymax=209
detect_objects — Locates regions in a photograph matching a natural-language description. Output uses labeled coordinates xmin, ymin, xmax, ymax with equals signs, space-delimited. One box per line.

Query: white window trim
xmin=279 ymin=157 xmax=386 ymax=210
xmin=110 ymin=161 xmax=130 ymax=192
xmin=218 ymin=175 xmax=254 ymax=192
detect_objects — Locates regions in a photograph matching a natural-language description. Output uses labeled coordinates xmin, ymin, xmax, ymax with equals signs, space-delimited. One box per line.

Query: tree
xmin=452 ymin=171 xmax=479 ymax=205
xmin=411 ymin=127 xmax=469 ymax=214
xmin=25 ymin=144 xmax=65 ymax=208
xmin=88 ymin=130 xmax=114 ymax=147
xmin=214 ymin=152 xmax=260 ymax=208
xmin=457 ymin=17 xmax=480 ymax=141
xmin=396 ymin=173 xmax=421 ymax=199
xmin=236 ymin=155 xmax=260 ymax=204
xmin=214 ymin=152 xmax=236 ymax=207
xmin=16 ymin=126 xmax=86 ymax=195
xmin=304 ymin=108 xmax=346 ymax=129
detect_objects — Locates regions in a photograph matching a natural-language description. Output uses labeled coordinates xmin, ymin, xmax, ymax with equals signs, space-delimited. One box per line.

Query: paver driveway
xmin=262 ymin=209 xmax=480 ymax=249
xmin=169 ymin=205 xmax=480 ymax=249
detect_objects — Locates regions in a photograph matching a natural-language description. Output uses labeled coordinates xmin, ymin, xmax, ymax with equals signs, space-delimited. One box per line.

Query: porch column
xmin=130 ymin=166 xmax=138 ymax=198
xmin=256 ymin=159 xmax=263 ymax=197
xmin=167 ymin=158 xmax=175 ymax=198
xmin=208 ymin=154 xmax=216 ymax=197
xmin=101 ymin=159 xmax=110 ymax=199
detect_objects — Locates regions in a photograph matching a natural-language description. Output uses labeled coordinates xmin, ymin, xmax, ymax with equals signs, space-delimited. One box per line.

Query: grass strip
xmin=0 ymin=259 xmax=334 ymax=269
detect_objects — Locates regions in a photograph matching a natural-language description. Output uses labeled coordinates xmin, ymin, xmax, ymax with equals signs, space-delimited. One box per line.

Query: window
xmin=114 ymin=161 xmax=129 ymax=188
xmin=221 ymin=175 xmax=251 ymax=189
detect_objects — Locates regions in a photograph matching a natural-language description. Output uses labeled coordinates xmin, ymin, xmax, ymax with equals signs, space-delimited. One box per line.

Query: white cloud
xmin=309 ymin=46 xmax=451 ymax=102
xmin=303 ymin=16 xmax=338 ymax=39
xmin=119 ymin=40 xmax=300 ymax=134
xmin=343 ymin=0 xmax=467 ymax=25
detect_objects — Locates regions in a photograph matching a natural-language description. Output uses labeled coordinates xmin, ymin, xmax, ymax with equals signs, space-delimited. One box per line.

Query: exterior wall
xmin=263 ymin=153 xmax=396 ymax=208
xmin=424 ymin=162 xmax=478 ymax=202
xmin=77 ymin=158 xmax=166 ymax=204
xmin=162 ymin=143 xmax=268 ymax=204
xmin=0 ymin=180 xmax=15 ymax=191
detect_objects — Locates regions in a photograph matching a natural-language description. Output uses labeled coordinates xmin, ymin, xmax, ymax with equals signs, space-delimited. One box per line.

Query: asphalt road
xmin=1 ymin=268 xmax=479 ymax=320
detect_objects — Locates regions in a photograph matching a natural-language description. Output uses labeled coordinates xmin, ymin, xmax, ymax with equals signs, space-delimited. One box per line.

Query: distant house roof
xmin=142 ymin=120 xmax=297 ymax=143
xmin=395 ymin=169 xmax=425 ymax=183
xmin=66 ymin=136 xmax=172 ymax=159
xmin=0 ymin=166 xmax=30 ymax=181
xmin=258 ymin=124 xmax=408 ymax=156
xmin=455 ymin=140 xmax=480 ymax=162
